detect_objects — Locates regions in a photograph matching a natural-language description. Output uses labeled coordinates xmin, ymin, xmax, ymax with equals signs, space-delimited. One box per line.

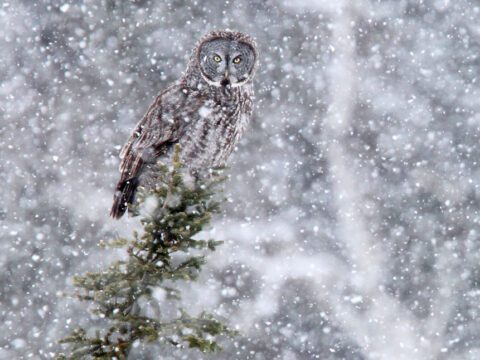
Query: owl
xmin=110 ymin=30 xmax=258 ymax=219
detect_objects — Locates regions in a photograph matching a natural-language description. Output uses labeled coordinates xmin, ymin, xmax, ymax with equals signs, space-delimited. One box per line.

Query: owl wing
xmin=111 ymin=85 xmax=186 ymax=219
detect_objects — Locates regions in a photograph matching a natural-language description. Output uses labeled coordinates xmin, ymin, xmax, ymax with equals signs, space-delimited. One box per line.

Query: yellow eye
xmin=213 ymin=55 xmax=222 ymax=63
xmin=233 ymin=56 xmax=241 ymax=64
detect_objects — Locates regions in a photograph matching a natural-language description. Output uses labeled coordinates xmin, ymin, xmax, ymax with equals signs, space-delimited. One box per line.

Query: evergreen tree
xmin=57 ymin=146 xmax=236 ymax=359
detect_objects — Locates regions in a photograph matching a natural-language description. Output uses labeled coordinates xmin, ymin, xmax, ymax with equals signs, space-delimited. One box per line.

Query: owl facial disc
xmin=198 ymin=35 xmax=256 ymax=93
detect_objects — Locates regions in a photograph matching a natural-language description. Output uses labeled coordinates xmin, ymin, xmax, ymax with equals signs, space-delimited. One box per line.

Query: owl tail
xmin=110 ymin=177 xmax=139 ymax=219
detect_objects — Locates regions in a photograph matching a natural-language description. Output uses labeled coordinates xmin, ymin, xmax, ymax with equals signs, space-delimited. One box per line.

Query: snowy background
xmin=1 ymin=0 xmax=480 ymax=359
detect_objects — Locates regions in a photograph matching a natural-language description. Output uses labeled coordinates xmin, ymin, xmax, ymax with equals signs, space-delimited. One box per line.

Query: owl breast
xmin=177 ymin=87 xmax=252 ymax=169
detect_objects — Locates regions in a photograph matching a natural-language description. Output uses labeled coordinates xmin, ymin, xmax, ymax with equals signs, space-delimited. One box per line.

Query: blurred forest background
xmin=1 ymin=0 xmax=480 ymax=359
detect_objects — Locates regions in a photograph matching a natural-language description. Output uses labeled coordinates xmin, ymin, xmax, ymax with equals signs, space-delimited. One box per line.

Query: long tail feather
xmin=110 ymin=177 xmax=139 ymax=219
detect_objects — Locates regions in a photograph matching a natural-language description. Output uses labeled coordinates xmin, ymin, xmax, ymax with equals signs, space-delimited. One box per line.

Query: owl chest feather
xmin=177 ymin=87 xmax=251 ymax=168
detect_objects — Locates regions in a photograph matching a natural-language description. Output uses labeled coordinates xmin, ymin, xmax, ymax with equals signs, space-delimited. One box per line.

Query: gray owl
xmin=111 ymin=30 xmax=258 ymax=219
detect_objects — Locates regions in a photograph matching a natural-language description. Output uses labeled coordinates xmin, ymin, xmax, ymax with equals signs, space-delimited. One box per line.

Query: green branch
xmin=56 ymin=145 xmax=236 ymax=359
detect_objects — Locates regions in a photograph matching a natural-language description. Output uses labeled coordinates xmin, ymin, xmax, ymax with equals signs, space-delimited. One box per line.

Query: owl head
xmin=195 ymin=30 xmax=257 ymax=95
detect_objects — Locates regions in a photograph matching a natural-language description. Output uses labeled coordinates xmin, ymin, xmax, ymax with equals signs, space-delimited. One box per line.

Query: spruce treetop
xmin=57 ymin=146 xmax=236 ymax=359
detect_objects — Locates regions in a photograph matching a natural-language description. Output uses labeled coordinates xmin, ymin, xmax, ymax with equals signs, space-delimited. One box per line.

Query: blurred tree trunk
xmin=321 ymin=2 xmax=433 ymax=359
